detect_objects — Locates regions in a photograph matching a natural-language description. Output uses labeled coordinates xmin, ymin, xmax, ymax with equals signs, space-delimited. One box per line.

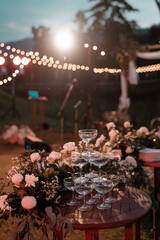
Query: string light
xmin=0 ymin=68 xmax=22 ymax=86
xmin=1 ymin=42 xmax=160 ymax=75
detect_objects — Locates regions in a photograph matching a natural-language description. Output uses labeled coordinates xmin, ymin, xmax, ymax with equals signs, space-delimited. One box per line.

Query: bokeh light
xmin=55 ymin=30 xmax=73 ymax=50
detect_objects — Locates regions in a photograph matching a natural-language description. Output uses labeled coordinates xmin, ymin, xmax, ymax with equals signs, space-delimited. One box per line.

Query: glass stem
xmin=80 ymin=166 xmax=82 ymax=178
xmin=103 ymin=193 xmax=105 ymax=204
xmin=99 ymin=167 xmax=101 ymax=179
xmin=72 ymin=190 xmax=74 ymax=200
xmin=83 ymin=194 xmax=86 ymax=205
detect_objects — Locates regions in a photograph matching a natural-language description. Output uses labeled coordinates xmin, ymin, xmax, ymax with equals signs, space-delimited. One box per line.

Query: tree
xmin=86 ymin=0 xmax=138 ymax=32
xmin=155 ymin=0 xmax=160 ymax=12
xmin=74 ymin=11 xmax=87 ymax=33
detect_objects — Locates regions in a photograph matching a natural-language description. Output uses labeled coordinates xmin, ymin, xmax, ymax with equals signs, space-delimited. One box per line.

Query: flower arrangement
xmin=0 ymin=150 xmax=75 ymax=240
xmin=94 ymin=121 xmax=160 ymax=189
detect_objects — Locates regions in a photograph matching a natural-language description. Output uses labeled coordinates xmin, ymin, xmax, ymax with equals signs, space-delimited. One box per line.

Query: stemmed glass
xmin=95 ymin=176 xmax=112 ymax=210
xmin=75 ymin=179 xmax=95 ymax=211
xmin=78 ymin=129 xmax=98 ymax=159
xmin=105 ymin=174 xmax=119 ymax=203
xmin=92 ymin=153 xmax=109 ymax=182
xmin=63 ymin=177 xmax=79 ymax=206
xmin=86 ymin=171 xmax=99 ymax=205
xmin=71 ymin=151 xmax=87 ymax=181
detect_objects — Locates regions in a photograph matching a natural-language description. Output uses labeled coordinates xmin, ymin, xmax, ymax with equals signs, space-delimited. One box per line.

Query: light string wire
xmin=0 ymin=42 xmax=160 ymax=86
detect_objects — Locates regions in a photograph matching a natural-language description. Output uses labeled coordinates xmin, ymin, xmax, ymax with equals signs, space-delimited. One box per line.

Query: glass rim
xmin=78 ymin=129 xmax=97 ymax=132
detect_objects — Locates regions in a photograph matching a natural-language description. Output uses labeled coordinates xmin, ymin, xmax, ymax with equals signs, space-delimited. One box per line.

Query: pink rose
xmin=125 ymin=146 xmax=133 ymax=154
xmin=124 ymin=121 xmax=131 ymax=128
xmin=30 ymin=152 xmax=41 ymax=162
xmin=12 ymin=173 xmax=23 ymax=187
xmin=25 ymin=174 xmax=38 ymax=187
xmin=95 ymin=134 xmax=105 ymax=147
xmin=106 ymin=122 xmax=116 ymax=130
xmin=109 ymin=129 xmax=117 ymax=141
xmin=136 ymin=127 xmax=149 ymax=137
xmin=21 ymin=196 xmax=37 ymax=210
xmin=48 ymin=151 xmax=61 ymax=162
xmin=63 ymin=142 xmax=75 ymax=152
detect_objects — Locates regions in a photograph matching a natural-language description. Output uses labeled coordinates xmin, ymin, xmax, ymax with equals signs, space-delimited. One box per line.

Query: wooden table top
xmin=63 ymin=186 xmax=152 ymax=230
xmin=140 ymin=160 xmax=160 ymax=168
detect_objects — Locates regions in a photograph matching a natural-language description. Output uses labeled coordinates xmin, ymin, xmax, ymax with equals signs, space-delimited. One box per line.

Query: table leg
xmin=125 ymin=224 xmax=133 ymax=240
xmin=93 ymin=230 xmax=99 ymax=240
xmin=85 ymin=230 xmax=92 ymax=240
xmin=153 ymin=168 xmax=159 ymax=240
xmin=135 ymin=221 xmax=140 ymax=240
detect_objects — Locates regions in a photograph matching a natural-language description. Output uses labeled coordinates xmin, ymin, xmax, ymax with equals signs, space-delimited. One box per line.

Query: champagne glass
xmin=79 ymin=129 xmax=98 ymax=159
xmin=84 ymin=150 xmax=100 ymax=179
xmin=71 ymin=151 xmax=87 ymax=181
xmin=105 ymin=174 xmax=119 ymax=203
xmin=92 ymin=153 xmax=109 ymax=182
xmin=63 ymin=177 xmax=79 ymax=206
xmin=75 ymin=179 xmax=95 ymax=211
xmin=72 ymin=172 xmax=87 ymax=199
xmin=85 ymin=171 xmax=99 ymax=205
xmin=95 ymin=177 xmax=112 ymax=210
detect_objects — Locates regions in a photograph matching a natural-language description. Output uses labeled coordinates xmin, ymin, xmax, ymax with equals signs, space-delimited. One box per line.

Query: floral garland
xmin=0 ymin=121 xmax=159 ymax=239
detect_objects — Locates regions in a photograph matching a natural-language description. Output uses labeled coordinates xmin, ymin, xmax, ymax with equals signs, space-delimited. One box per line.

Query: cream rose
xmin=95 ymin=134 xmax=105 ymax=147
xmin=47 ymin=151 xmax=61 ymax=162
xmin=12 ymin=173 xmax=23 ymax=187
xmin=25 ymin=174 xmax=38 ymax=187
xmin=136 ymin=127 xmax=149 ymax=137
xmin=125 ymin=146 xmax=133 ymax=154
xmin=109 ymin=129 xmax=117 ymax=141
xmin=120 ymin=156 xmax=137 ymax=170
xmin=30 ymin=152 xmax=41 ymax=162
xmin=124 ymin=121 xmax=131 ymax=128
xmin=63 ymin=142 xmax=75 ymax=152
xmin=21 ymin=196 xmax=37 ymax=210
xmin=106 ymin=122 xmax=116 ymax=130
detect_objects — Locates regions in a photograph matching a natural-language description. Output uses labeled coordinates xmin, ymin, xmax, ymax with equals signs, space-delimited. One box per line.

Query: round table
xmin=63 ymin=186 xmax=152 ymax=240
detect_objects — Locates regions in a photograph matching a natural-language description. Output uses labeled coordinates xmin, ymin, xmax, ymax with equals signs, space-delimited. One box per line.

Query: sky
xmin=0 ymin=0 xmax=159 ymax=43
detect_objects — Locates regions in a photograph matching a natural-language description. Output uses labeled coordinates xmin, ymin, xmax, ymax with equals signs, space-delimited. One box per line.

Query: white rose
xmin=12 ymin=173 xmax=23 ymax=187
xmin=25 ymin=174 xmax=38 ymax=187
xmin=125 ymin=146 xmax=133 ymax=154
xmin=109 ymin=129 xmax=117 ymax=141
xmin=21 ymin=196 xmax=37 ymax=210
xmin=63 ymin=142 xmax=75 ymax=152
xmin=124 ymin=121 xmax=131 ymax=128
xmin=47 ymin=151 xmax=61 ymax=162
xmin=30 ymin=152 xmax=41 ymax=162
xmin=120 ymin=156 xmax=137 ymax=170
xmin=136 ymin=127 xmax=149 ymax=137
xmin=106 ymin=122 xmax=116 ymax=130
